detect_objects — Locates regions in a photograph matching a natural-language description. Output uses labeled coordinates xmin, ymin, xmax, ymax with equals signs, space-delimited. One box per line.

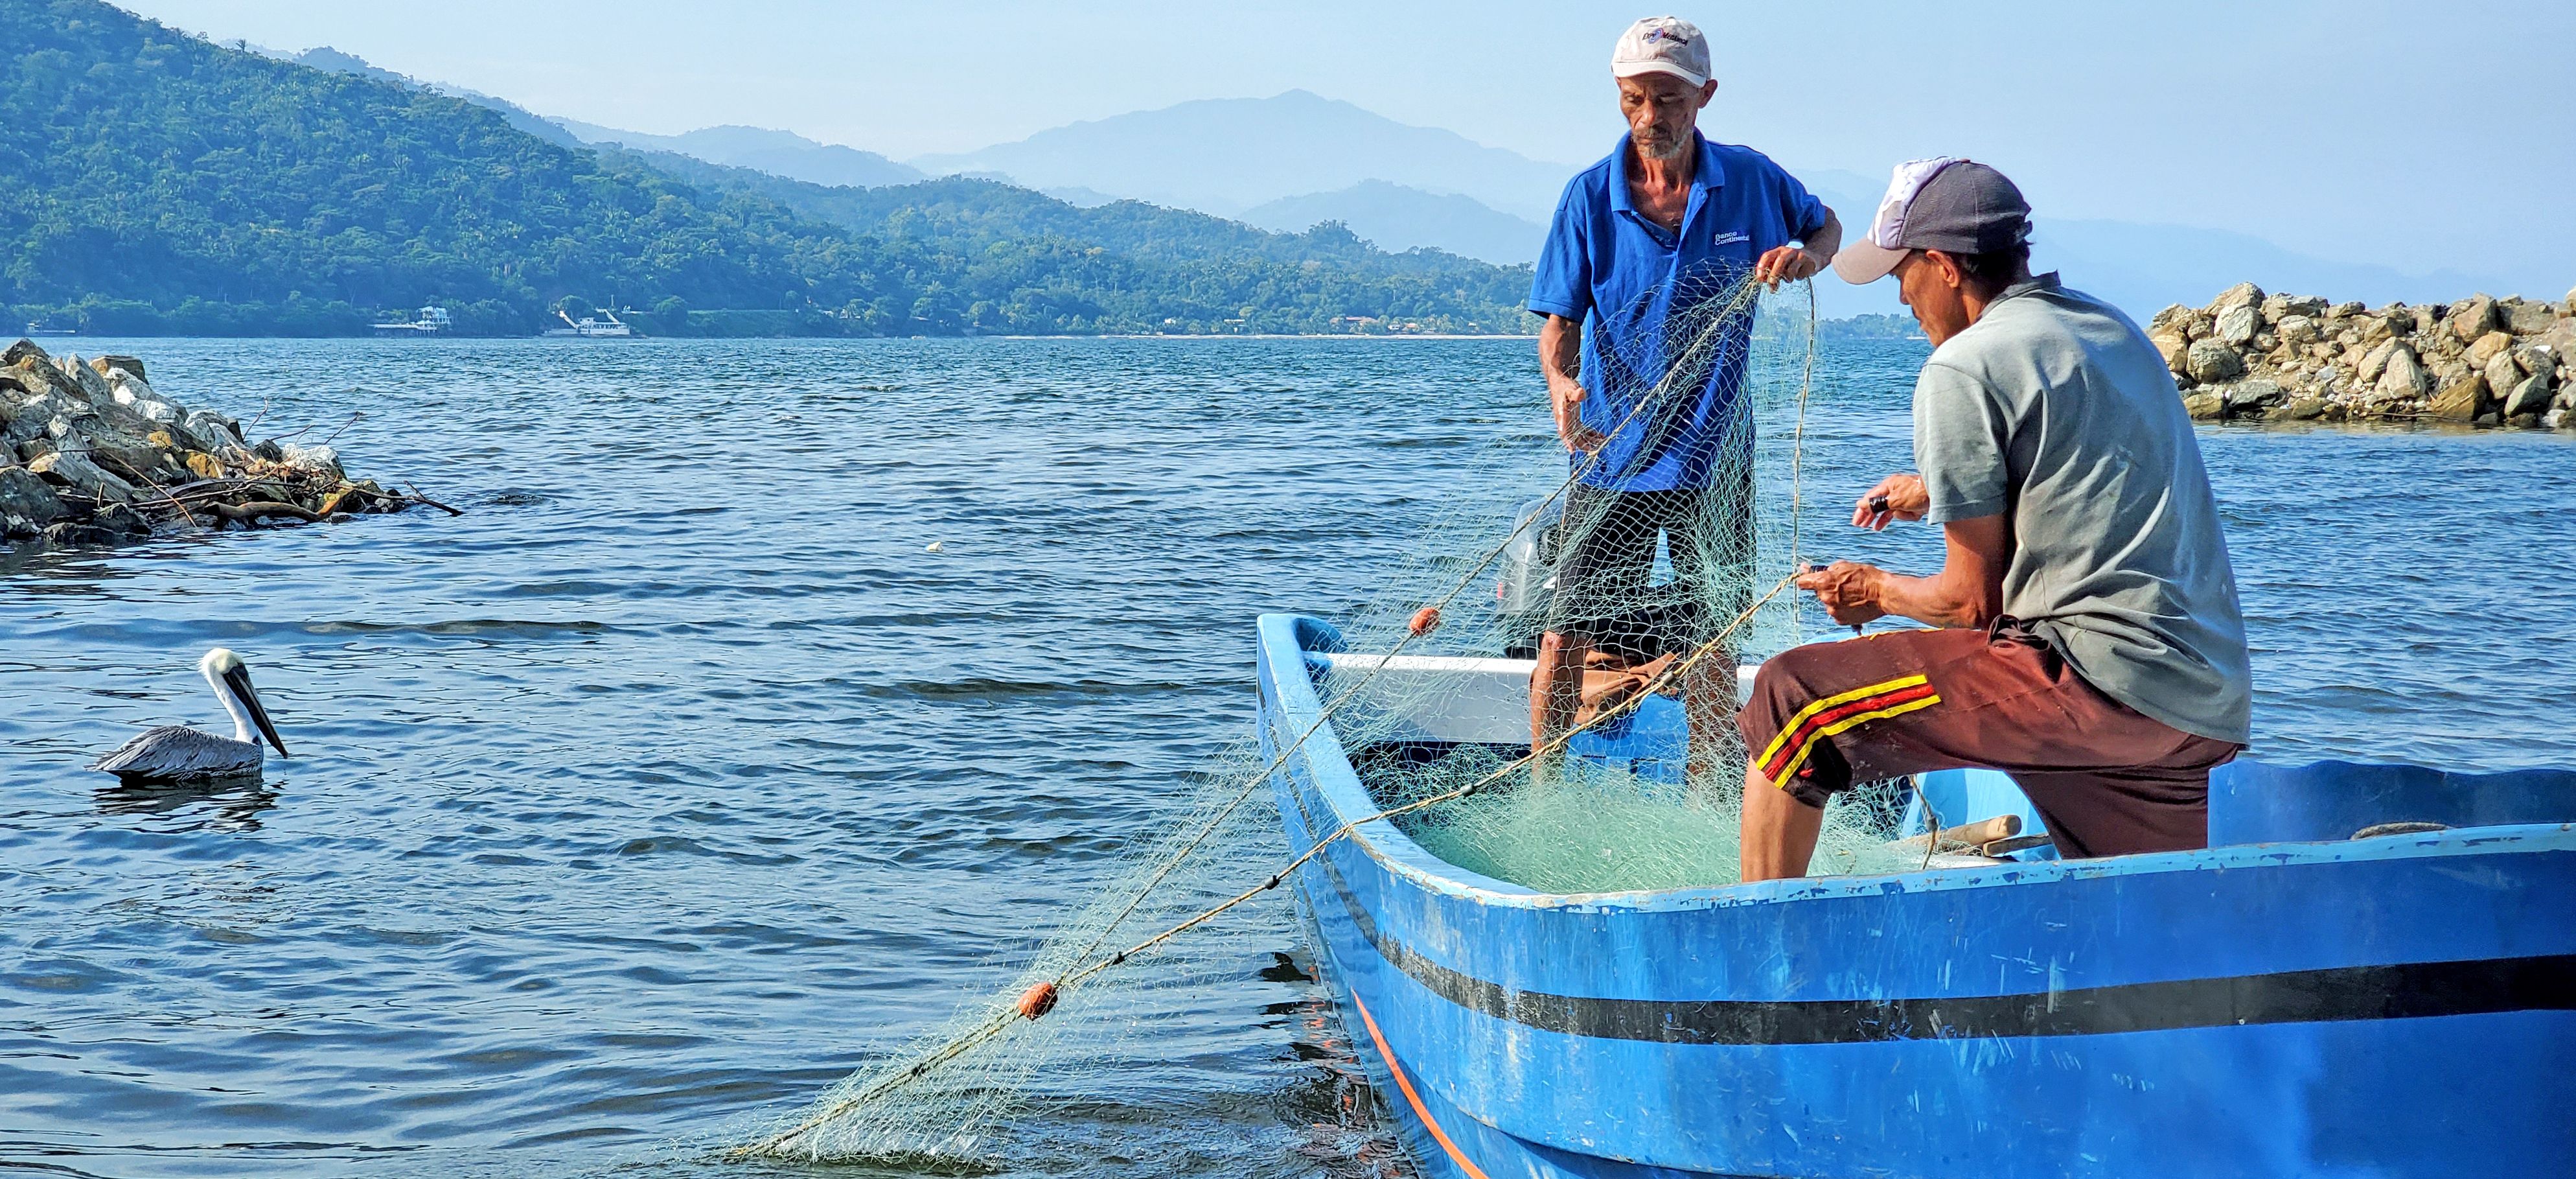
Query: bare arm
xmin=1539 ymin=314 xmax=1605 ymax=453
xmin=1797 ymin=511 xmax=2011 ymax=630
xmin=1753 ymin=207 xmax=1843 ymax=288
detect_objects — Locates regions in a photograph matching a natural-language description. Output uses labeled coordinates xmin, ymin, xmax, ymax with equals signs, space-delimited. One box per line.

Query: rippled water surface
xmin=4 ymin=333 xmax=2571 ymax=1177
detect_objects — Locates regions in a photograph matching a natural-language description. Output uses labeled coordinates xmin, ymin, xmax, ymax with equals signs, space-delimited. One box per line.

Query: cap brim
xmin=1611 ymin=61 xmax=1711 ymax=88
xmin=1832 ymin=240 xmax=1907 ymax=285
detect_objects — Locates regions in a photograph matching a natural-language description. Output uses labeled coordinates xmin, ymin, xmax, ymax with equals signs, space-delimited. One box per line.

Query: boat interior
xmin=1306 ymin=648 xmax=2576 ymax=878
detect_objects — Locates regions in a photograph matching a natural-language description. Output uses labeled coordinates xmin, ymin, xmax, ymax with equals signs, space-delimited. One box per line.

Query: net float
xmin=1014 ymin=981 xmax=1059 ymax=1020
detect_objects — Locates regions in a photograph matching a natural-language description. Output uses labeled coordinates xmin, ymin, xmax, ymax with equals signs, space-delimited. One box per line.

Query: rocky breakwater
xmin=2150 ymin=285 xmax=2576 ymax=428
xmin=0 ymin=340 xmax=454 ymax=546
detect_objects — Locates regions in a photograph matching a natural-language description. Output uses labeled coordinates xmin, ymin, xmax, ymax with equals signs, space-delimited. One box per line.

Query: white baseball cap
xmin=1611 ymin=17 xmax=1712 ymax=89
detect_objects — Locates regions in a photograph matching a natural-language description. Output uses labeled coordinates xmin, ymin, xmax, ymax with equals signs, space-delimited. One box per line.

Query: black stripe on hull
xmin=1305 ymin=838 xmax=2576 ymax=1045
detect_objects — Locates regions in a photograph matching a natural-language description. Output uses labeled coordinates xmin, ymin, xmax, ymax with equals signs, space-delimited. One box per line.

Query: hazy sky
xmin=122 ymin=1 xmax=2574 ymax=293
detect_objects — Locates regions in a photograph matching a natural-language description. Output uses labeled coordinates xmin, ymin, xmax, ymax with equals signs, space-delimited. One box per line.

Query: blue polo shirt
xmin=1528 ymin=133 xmax=1828 ymax=492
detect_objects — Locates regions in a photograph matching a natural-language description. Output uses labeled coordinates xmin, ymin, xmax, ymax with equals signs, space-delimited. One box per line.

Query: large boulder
xmin=58 ymin=354 xmax=115 ymax=403
xmin=89 ymin=355 xmax=146 ymax=383
xmin=2536 ymin=321 xmax=2576 ymax=362
xmin=0 ymin=465 xmax=67 ymax=537
xmin=2505 ymin=300 xmax=2559 ymax=335
xmin=2357 ymin=338 xmax=2400 ymax=384
xmin=2207 ymin=282 xmax=2263 ymax=318
xmin=2187 ymin=339 xmax=2246 ymax=384
xmin=2277 ymin=314 xmax=2322 ymax=346
xmin=279 ymin=443 xmax=345 ymax=482
xmin=2182 ymin=391 xmax=2225 ymax=420
xmin=2427 ymin=373 xmax=2489 ymax=421
xmin=2215 ymin=304 xmax=2260 ymax=346
xmin=2373 ymin=344 xmax=2431 ymax=403
xmin=2450 ymin=294 xmax=2499 ymax=342
xmin=47 ymin=416 xmax=181 ymax=485
xmin=2 ymin=340 xmax=49 ymax=367
xmin=2262 ymin=294 xmax=2329 ymax=323
xmin=3 ymin=393 xmax=75 ymax=445
xmin=2465 ymin=330 xmax=2516 ymax=368
xmin=2503 ymin=371 xmax=2557 ymax=417
xmin=2484 ymin=349 xmax=2525 ymax=399
xmin=10 ymin=356 xmax=80 ymax=403
xmin=184 ymin=409 xmax=251 ymax=462
xmin=2150 ymin=331 xmax=2191 ymax=375
xmin=109 ymin=381 xmax=183 ymax=425
xmin=28 ymin=447 xmax=136 ymax=502
xmin=2223 ymin=378 xmax=2286 ymax=414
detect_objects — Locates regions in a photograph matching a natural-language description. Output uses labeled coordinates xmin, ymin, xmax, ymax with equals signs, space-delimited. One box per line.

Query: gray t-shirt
xmin=1914 ymin=274 xmax=2253 ymax=743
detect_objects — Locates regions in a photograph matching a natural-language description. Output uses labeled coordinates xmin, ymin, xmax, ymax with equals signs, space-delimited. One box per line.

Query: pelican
xmin=89 ymin=648 xmax=290 ymax=782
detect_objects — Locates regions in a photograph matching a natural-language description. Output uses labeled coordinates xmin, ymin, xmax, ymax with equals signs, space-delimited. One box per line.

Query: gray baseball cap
xmin=1832 ymin=158 xmax=2032 ymax=285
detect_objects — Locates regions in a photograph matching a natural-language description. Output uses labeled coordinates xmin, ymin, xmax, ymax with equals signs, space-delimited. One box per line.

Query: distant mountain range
xmin=394 ymin=81 xmax=2517 ymax=321
xmin=552 ymin=120 xmax=923 ymax=190
xmin=2 ymin=1 xmax=1532 ymax=337
xmin=912 ymin=89 xmax=1572 ymax=222
xmin=1240 ymin=181 xmax=1546 ymax=269
xmin=890 ymin=95 xmax=2523 ymax=319
xmin=58 ymin=29 xmax=2544 ymax=333
xmin=1790 ymin=170 xmax=2508 ymax=321
xmin=274 ymin=46 xmax=588 ymax=150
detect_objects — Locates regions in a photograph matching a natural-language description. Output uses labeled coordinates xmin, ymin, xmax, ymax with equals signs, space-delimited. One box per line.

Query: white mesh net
xmin=730 ymin=268 xmax=1923 ymax=1168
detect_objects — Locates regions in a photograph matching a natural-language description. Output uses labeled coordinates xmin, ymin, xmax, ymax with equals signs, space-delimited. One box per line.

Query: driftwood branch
xmin=400 ymin=482 xmax=465 ymax=517
xmin=207 ymin=500 xmax=323 ymax=525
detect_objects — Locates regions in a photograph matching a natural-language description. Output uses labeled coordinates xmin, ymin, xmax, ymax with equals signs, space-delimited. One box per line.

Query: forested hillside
xmin=0 ymin=0 xmax=1532 ymax=336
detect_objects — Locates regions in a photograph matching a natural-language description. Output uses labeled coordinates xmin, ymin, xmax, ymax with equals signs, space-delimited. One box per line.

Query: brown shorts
xmin=1734 ymin=620 xmax=2242 ymax=859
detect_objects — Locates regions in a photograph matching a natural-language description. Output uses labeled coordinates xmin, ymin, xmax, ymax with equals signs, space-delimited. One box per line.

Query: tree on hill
xmin=0 ymin=0 xmax=1532 ymax=336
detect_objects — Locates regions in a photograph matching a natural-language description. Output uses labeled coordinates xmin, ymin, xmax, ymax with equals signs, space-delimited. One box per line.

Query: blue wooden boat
xmin=1257 ymin=613 xmax=2576 ymax=1179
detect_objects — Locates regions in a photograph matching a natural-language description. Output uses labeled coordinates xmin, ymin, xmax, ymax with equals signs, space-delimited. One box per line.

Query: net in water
xmin=735 ymin=266 xmax=1927 ymax=1167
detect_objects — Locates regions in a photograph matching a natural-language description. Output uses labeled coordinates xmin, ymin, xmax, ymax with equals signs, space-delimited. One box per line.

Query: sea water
xmin=3 ymin=334 xmax=2571 ymax=1176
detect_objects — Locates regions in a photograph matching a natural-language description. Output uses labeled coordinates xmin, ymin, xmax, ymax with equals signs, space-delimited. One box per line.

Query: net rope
xmin=729 ymin=268 xmax=1922 ymax=1167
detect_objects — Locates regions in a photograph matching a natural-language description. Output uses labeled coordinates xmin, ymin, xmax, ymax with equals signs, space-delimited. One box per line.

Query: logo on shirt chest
xmin=1710 ymin=230 xmax=1750 ymax=248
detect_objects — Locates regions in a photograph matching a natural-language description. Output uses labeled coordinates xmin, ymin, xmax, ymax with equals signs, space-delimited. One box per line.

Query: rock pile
xmin=2150 ymin=285 xmax=2576 ymax=428
xmin=0 ymin=339 xmax=453 ymax=547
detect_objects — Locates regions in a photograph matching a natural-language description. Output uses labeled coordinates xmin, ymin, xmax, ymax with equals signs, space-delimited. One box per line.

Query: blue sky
xmin=122 ymin=1 xmax=2575 ymax=296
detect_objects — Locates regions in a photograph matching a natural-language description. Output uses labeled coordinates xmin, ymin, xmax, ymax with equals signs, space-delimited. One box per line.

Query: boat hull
xmin=1258 ymin=613 xmax=2576 ymax=1179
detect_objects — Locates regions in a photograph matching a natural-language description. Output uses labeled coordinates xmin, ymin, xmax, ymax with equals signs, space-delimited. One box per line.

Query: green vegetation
xmin=0 ymin=0 xmax=1534 ymax=336
xmin=1817 ymin=313 xmax=1925 ymax=340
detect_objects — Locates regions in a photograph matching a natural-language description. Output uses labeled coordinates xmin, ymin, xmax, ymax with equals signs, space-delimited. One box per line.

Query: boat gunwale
xmin=1259 ymin=611 xmax=2576 ymax=915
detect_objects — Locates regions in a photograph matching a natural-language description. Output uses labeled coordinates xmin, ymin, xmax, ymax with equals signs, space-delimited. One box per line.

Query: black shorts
xmin=1546 ymin=479 xmax=1754 ymax=660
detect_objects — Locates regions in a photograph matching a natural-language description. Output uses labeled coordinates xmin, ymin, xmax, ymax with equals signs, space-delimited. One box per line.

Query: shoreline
xmin=2 ymin=340 xmax=452 ymax=550
xmin=2156 ymin=285 xmax=2572 ymax=430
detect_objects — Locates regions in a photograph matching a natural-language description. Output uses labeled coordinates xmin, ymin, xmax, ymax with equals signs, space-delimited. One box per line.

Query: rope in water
xmin=742 ymin=275 xmax=1804 ymax=1158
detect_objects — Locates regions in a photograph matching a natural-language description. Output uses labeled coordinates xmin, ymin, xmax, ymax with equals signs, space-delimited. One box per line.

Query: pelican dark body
xmin=89 ymin=648 xmax=290 ymax=782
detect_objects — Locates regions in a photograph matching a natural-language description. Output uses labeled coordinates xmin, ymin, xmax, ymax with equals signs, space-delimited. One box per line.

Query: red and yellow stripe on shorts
xmin=1756 ymin=673 xmax=1942 ymax=789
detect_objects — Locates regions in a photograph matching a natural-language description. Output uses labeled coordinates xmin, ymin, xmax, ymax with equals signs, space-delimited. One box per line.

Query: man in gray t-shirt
xmin=1734 ymin=159 xmax=2252 ymax=881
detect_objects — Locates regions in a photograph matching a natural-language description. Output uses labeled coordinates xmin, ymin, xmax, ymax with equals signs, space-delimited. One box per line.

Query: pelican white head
xmin=198 ymin=648 xmax=290 ymax=757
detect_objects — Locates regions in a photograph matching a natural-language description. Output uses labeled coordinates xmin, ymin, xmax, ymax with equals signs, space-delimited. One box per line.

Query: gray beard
xmin=1634 ymin=129 xmax=1689 ymax=161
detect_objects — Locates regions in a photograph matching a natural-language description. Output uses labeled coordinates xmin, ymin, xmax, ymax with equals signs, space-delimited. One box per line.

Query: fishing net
xmin=731 ymin=264 xmax=1922 ymax=1168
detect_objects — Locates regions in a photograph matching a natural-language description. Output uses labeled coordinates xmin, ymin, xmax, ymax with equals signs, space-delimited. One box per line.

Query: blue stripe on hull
xmin=1260 ymin=613 xmax=2576 ymax=1179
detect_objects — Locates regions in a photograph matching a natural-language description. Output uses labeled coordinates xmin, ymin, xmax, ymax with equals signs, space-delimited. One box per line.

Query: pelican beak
xmin=220 ymin=662 xmax=291 ymax=758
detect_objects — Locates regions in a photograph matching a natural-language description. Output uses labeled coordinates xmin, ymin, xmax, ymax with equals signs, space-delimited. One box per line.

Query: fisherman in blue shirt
xmin=1525 ymin=16 xmax=1841 ymax=782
